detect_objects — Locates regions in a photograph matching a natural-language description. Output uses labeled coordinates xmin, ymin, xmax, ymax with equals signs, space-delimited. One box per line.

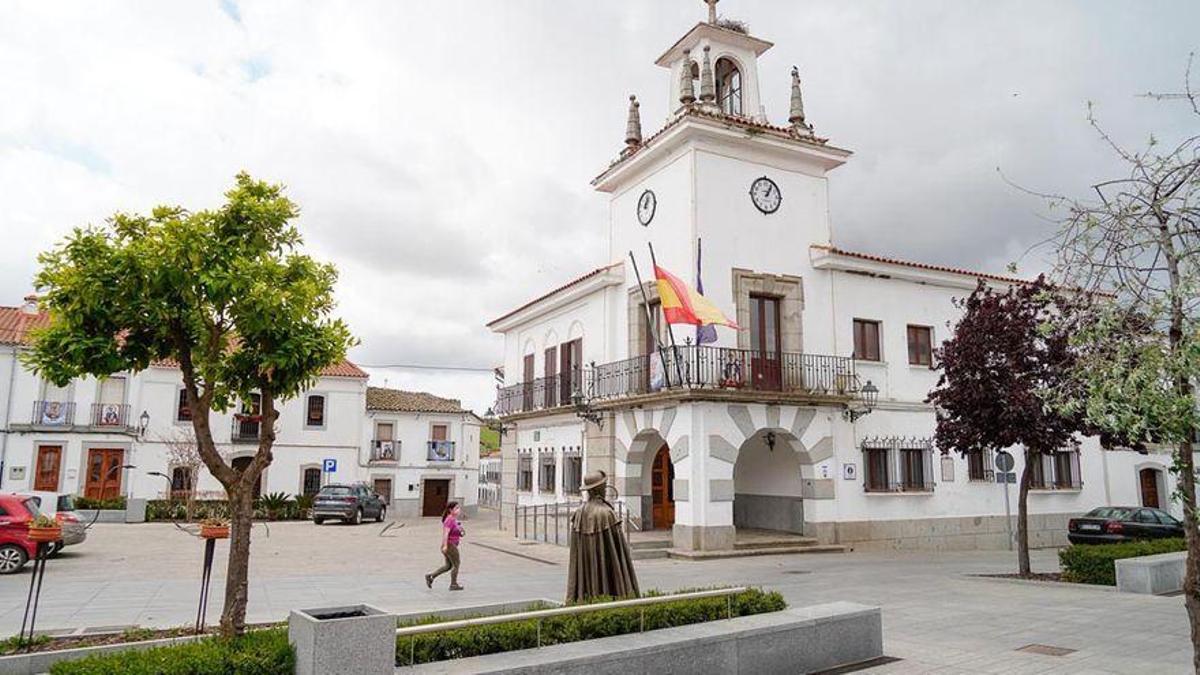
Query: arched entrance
xmin=733 ymin=429 xmax=805 ymax=534
xmin=1140 ymin=467 xmax=1163 ymax=508
xmin=650 ymin=444 xmax=675 ymax=529
xmin=230 ymin=456 xmax=263 ymax=498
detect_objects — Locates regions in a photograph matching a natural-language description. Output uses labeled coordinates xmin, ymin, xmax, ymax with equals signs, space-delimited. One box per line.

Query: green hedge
xmin=145 ymin=499 xmax=309 ymax=522
xmin=1059 ymin=537 xmax=1187 ymax=585
xmin=396 ymin=587 xmax=786 ymax=666
xmin=49 ymin=629 xmax=293 ymax=675
xmin=73 ymin=496 xmax=127 ymax=511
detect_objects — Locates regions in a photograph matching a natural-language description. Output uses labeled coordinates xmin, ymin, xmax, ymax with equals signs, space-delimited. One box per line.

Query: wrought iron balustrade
xmin=230 ymin=416 xmax=261 ymax=443
xmin=370 ymin=439 xmax=399 ymax=462
xmin=91 ymin=403 xmax=130 ymax=428
xmin=494 ymin=345 xmax=857 ymax=415
xmin=427 ymin=440 xmax=456 ymax=462
xmin=31 ymin=400 xmax=75 ymax=426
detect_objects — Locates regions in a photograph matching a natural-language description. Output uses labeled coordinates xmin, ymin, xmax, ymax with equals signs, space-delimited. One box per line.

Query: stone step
xmin=734 ymin=536 xmax=820 ymax=550
xmin=666 ymin=544 xmax=846 ymax=560
xmin=632 ymin=548 xmax=671 ymax=560
xmin=630 ymin=539 xmax=673 ymax=550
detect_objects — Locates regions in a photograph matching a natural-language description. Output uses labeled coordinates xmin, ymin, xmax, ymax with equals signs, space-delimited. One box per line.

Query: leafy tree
xmin=25 ymin=173 xmax=355 ymax=637
xmin=927 ymin=276 xmax=1085 ymax=576
xmin=1035 ymin=62 xmax=1200 ymax=667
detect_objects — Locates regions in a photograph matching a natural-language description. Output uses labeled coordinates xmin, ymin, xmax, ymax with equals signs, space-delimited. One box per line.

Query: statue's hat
xmin=580 ymin=469 xmax=608 ymax=491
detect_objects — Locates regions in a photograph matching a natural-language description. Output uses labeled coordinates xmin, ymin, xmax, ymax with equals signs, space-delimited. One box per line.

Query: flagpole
xmin=628 ymin=250 xmax=672 ymax=389
xmin=647 ymin=242 xmax=686 ymax=386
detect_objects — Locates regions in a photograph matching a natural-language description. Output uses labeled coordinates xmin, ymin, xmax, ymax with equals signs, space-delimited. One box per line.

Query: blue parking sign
xmin=322 ymin=458 xmax=337 ymax=473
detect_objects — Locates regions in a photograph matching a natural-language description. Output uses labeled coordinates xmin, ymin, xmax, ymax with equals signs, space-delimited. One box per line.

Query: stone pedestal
xmin=1116 ymin=551 xmax=1185 ymax=595
xmin=289 ymin=604 xmax=395 ymax=675
xmin=124 ymin=498 xmax=147 ymax=523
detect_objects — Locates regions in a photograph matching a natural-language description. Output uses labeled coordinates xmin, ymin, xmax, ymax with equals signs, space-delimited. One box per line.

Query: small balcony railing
xmin=427 ymin=440 xmax=456 ymax=462
xmin=31 ymin=400 xmax=75 ymax=426
xmin=231 ymin=416 xmax=261 ymax=443
xmin=91 ymin=403 xmax=130 ymax=428
xmin=493 ymin=345 xmax=857 ymax=416
xmin=370 ymin=439 xmax=400 ymax=462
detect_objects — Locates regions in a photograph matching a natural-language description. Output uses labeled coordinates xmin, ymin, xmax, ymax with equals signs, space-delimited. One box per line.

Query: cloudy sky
xmin=1 ymin=0 xmax=1197 ymax=412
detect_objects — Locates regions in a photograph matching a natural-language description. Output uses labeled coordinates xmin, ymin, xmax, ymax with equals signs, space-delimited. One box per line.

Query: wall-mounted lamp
xmin=138 ymin=410 xmax=151 ymax=439
xmin=571 ymin=392 xmax=604 ymax=429
xmin=764 ymin=430 xmax=777 ymax=452
xmin=843 ymin=380 xmax=879 ymax=423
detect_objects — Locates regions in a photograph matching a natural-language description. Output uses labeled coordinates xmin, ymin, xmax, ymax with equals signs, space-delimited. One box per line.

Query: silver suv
xmin=312 ymin=483 xmax=387 ymax=525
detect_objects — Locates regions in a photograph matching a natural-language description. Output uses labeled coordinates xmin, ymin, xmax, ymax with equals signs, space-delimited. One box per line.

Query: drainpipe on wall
xmin=1100 ymin=445 xmax=1112 ymax=506
xmin=0 ymin=346 xmax=19 ymax=491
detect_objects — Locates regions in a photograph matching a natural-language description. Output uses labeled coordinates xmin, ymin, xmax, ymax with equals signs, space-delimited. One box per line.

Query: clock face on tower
xmin=637 ymin=189 xmax=656 ymax=226
xmin=749 ymin=177 xmax=781 ymax=214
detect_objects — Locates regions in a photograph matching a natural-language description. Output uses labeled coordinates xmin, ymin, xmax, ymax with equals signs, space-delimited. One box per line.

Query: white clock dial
xmin=750 ymin=177 xmax=781 ymax=214
xmin=637 ymin=189 xmax=656 ymax=226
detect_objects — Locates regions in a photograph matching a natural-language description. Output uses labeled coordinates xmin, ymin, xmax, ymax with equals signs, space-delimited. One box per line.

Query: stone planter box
xmin=402 ymin=601 xmax=882 ymax=674
xmin=1116 ymin=551 xmax=1185 ymax=595
xmin=290 ymin=604 xmax=395 ymax=675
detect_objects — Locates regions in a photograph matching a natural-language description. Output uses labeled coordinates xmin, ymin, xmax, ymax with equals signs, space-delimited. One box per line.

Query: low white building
xmin=486 ymin=9 xmax=1179 ymax=552
xmin=0 ymin=298 xmax=481 ymax=516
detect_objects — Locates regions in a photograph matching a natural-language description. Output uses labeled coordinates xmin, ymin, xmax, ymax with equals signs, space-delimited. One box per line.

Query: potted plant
xmin=199 ymin=517 xmax=229 ymax=539
xmin=27 ymin=514 xmax=62 ymax=543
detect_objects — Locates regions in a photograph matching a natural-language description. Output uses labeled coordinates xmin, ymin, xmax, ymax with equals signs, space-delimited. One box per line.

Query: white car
xmin=22 ymin=492 xmax=87 ymax=555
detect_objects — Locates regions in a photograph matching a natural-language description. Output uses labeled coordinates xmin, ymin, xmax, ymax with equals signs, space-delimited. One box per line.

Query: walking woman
xmin=425 ymin=501 xmax=464 ymax=591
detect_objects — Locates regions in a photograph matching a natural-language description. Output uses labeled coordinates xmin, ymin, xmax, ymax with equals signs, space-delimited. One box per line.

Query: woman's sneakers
xmin=424 ymin=574 xmax=433 ymax=589
xmin=449 ymin=584 xmax=464 ymax=591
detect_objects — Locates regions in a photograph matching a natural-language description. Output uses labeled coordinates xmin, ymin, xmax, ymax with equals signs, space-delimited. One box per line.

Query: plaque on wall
xmin=842 ymin=463 xmax=857 ymax=481
xmin=9 ymin=466 xmax=26 ymax=481
xmin=940 ymin=455 xmax=955 ymax=482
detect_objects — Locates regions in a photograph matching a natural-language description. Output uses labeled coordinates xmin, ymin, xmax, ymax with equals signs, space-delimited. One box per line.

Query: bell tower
xmin=654 ymin=2 xmax=773 ymax=122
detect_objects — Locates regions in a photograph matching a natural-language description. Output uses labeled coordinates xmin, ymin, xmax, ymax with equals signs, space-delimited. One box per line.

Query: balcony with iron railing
xmin=230 ymin=416 xmax=261 ymax=443
xmin=91 ymin=403 xmax=131 ymax=429
xmin=30 ymin=400 xmax=76 ymax=427
xmin=493 ymin=345 xmax=858 ymax=416
xmin=427 ymin=440 xmax=456 ymax=462
xmin=370 ymin=439 xmax=400 ymax=463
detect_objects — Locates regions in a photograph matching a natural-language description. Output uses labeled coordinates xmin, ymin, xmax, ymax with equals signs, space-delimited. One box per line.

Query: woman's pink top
xmin=444 ymin=516 xmax=463 ymax=545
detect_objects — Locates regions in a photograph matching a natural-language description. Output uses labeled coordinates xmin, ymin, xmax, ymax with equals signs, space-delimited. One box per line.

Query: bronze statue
xmin=565 ymin=470 xmax=640 ymax=603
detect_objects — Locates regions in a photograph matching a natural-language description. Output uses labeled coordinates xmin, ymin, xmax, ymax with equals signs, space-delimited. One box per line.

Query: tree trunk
xmin=219 ymin=487 xmax=254 ymax=638
xmin=1017 ymin=451 xmax=1033 ymax=576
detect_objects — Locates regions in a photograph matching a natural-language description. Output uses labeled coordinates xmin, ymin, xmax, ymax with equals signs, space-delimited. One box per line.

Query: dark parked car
xmin=312 ymin=483 xmax=386 ymax=525
xmin=1068 ymin=506 xmax=1184 ymax=545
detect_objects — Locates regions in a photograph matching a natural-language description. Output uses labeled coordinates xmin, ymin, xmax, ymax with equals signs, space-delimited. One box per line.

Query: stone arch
xmin=567 ymin=320 xmax=585 ymax=342
xmin=731 ymin=428 xmax=806 ymax=534
xmin=542 ymin=328 xmax=559 ymax=348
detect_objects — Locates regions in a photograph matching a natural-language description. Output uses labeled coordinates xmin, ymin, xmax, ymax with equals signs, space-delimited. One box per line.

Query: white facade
xmin=0 ymin=312 xmax=480 ymax=517
xmin=487 ymin=14 xmax=1180 ymax=551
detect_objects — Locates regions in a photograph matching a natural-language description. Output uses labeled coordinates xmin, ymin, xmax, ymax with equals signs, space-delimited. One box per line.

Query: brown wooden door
xmin=84 ymin=448 xmax=124 ymax=500
xmin=34 ymin=446 xmax=62 ymax=491
xmin=422 ymin=479 xmax=450 ymax=517
xmin=522 ymin=354 xmax=535 ymax=411
xmin=373 ymin=479 xmax=392 ymax=505
xmin=749 ymin=295 xmax=782 ymax=390
xmin=1140 ymin=468 xmax=1161 ymax=508
xmin=544 ymin=347 xmax=558 ymax=407
xmin=650 ymin=444 xmax=674 ymax=529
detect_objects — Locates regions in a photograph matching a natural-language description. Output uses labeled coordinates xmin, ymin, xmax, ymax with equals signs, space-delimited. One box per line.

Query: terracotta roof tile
xmin=366 ymin=387 xmax=466 ymax=413
xmin=0 ymin=305 xmax=51 ymax=345
xmin=812 ymin=245 xmax=1033 ymax=286
xmin=487 ymin=263 xmax=621 ymax=328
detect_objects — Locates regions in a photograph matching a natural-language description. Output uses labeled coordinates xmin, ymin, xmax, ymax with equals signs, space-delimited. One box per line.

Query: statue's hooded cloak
xmin=565 ymin=471 xmax=640 ymax=603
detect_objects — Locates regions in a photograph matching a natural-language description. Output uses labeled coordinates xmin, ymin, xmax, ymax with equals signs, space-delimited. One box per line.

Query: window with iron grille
xmin=538 ymin=452 xmax=556 ymax=492
xmin=170 ymin=466 xmax=193 ymax=494
xmin=862 ymin=437 xmax=935 ymax=493
xmin=302 ymin=467 xmax=322 ymax=496
xmin=563 ymin=453 xmax=583 ymax=495
xmin=306 ymin=394 xmax=326 ymax=428
xmin=517 ymin=455 xmax=533 ymax=492
xmin=966 ymin=448 xmax=988 ymax=481
xmin=176 ymin=388 xmax=192 ymax=422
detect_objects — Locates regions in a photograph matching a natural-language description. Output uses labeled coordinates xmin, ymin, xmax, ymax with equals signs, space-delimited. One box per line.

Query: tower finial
xmin=699 ymin=45 xmax=716 ymax=105
xmin=679 ymin=49 xmax=696 ymax=106
xmin=624 ymin=95 xmax=642 ymax=148
xmin=705 ymin=0 xmax=719 ymax=24
xmin=789 ymin=66 xmax=812 ymax=135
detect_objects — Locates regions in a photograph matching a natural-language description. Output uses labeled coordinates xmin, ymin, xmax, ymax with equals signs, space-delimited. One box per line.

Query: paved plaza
xmin=0 ymin=515 xmax=1190 ymax=674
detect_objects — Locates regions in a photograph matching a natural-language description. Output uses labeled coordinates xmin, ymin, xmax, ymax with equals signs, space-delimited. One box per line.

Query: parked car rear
xmin=311 ymin=483 xmax=386 ymax=525
xmin=23 ymin=492 xmax=87 ymax=555
xmin=1068 ymin=506 xmax=1184 ymax=545
xmin=0 ymin=493 xmax=45 ymax=574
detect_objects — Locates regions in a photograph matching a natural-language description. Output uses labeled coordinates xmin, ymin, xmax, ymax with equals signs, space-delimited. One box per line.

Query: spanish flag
xmin=654 ymin=265 xmax=739 ymax=329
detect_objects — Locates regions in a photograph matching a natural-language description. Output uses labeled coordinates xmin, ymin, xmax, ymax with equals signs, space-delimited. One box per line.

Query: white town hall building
xmin=487 ymin=5 xmax=1178 ymax=553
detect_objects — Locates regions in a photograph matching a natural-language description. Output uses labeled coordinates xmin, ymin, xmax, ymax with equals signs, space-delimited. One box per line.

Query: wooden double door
xmin=650 ymin=445 xmax=675 ymax=529
xmin=84 ymin=448 xmax=124 ymax=500
xmin=35 ymin=446 xmax=63 ymax=491
xmin=1140 ymin=468 xmax=1162 ymax=509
